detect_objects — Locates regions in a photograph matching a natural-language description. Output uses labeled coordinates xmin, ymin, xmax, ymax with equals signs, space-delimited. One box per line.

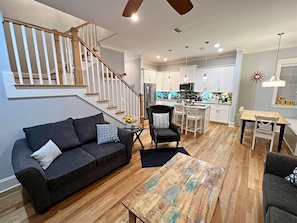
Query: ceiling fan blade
xmin=167 ymin=0 xmax=193 ymax=15
xmin=122 ymin=0 xmax=143 ymax=17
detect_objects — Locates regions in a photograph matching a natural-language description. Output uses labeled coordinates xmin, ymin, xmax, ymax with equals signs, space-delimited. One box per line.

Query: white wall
xmin=124 ymin=57 xmax=142 ymax=93
xmin=0 ymin=0 xmax=85 ymax=32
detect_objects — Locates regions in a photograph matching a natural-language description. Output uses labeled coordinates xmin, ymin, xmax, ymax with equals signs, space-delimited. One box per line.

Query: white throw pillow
xmin=153 ymin=112 xmax=170 ymax=128
xmin=31 ymin=139 xmax=62 ymax=170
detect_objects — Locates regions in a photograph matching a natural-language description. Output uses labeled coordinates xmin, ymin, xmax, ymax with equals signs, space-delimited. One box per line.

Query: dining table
xmin=240 ymin=109 xmax=290 ymax=152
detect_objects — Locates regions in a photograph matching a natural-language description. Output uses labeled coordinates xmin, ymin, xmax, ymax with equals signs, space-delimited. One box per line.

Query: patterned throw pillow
xmin=96 ymin=123 xmax=120 ymax=144
xmin=31 ymin=139 xmax=62 ymax=170
xmin=285 ymin=167 xmax=297 ymax=186
xmin=153 ymin=112 xmax=170 ymax=129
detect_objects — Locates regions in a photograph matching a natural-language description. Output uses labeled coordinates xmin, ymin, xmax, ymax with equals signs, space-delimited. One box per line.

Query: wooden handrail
xmin=78 ymin=38 xmax=140 ymax=97
xmin=3 ymin=17 xmax=71 ymax=38
xmin=64 ymin=22 xmax=90 ymax=34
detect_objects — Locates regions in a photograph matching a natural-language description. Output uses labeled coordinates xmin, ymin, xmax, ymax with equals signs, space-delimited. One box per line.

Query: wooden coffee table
xmin=122 ymin=153 xmax=225 ymax=223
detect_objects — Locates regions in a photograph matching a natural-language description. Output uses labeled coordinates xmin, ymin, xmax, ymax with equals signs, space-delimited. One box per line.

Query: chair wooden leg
xmin=251 ymin=135 xmax=256 ymax=150
xmin=194 ymin=119 xmax=197 ymax=138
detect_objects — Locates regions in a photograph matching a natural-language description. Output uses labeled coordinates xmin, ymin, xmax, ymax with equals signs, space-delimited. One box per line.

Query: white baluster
xmin=8 ymin=22 xmax=23 ymax=84
xmin=41 ymin=31 xmax=51 ymax=84
xmin=51 ymin=33 xmax=59 ymax=85
xmin=21 ymin=25 xmax=33 ymax=84
xmin=32 ymin=28 xmax=43 ymax=84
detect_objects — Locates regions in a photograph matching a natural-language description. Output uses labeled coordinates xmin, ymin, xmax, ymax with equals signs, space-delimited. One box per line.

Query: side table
xmin=125 ymin=127 xmax=144 ymax=149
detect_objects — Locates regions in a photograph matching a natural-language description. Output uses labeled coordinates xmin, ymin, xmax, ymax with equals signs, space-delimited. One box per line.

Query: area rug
xmin=140 ymin=147 xmax=190 ymax=168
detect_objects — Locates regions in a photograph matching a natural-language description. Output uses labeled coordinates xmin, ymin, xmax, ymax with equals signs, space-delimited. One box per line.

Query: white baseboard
xmin=0 ymin=175 xmax=20 ymax=193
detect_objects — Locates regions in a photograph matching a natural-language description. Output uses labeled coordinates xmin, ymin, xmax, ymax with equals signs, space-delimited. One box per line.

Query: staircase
xmin=1 ymin=17 xmax=143 ymax=126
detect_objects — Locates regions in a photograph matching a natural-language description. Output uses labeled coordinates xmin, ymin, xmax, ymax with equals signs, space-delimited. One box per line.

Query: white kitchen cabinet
xmin=194 ymin=68 xmax=219 ymax=92
xmin=156 ymin=72 xmax=164 ymax=91
xmin=180 ymin=65 xmax=196 ymax=83
xmin=143 ymin=69 xmax=157 ymax=83
xmin=157 ymin=71 xmax=179 ymax=91
xmin=210 ymin=104 xmax=230 ymax=124
xmin=219 ymin=66 xmax=234 ymax=92
xmin=194 ymin=66 xmax=234 ymax=92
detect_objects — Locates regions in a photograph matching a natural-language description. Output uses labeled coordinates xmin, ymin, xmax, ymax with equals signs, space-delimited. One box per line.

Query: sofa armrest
xmin=264 ymin=152 xmax=297 ymax=178
xmin=12 ymin=138 xmax=51 ymax=213
xmin=117 ymin=128 xmax=134 ymax=160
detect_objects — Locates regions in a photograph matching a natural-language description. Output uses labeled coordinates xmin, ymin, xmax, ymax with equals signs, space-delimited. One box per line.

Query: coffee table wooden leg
xmin=129 ymin=210 xmax=136 ymax=223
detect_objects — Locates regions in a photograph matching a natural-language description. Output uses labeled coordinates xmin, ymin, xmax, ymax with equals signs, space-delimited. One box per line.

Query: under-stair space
xmin=1 ymin=16 xmax=143 ymax=126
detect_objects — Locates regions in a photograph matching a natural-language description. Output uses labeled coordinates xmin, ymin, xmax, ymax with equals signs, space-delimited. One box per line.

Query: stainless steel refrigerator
xmin=144 ymin=83 xmax=156 ymax=119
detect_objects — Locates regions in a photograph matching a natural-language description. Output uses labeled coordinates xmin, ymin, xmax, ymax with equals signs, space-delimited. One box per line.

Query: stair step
xmin=85 ymin=92 xmax=99 ymax=96
xmin=97 ymin=99 xmax=108 ymax=103
xmin=107 ymin=105 xmax=117 ymax=109
xmin=115 ymin=110 xmax=125 ymax=114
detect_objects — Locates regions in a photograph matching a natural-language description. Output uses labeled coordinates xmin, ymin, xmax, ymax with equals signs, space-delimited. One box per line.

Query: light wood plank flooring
xmin=0 ymin=122 xmax=292 ymax=223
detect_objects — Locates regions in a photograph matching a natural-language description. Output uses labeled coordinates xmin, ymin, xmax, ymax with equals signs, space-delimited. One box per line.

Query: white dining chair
xmin=239 ymin=106 xmax=255 ymax=143
xmin=185 ymin=107 xmax=202 ymax=138
xmin=251 ymin=115 xmax=279 ymax=151
xmin=173 ymin=103 xmax=186 ymax=133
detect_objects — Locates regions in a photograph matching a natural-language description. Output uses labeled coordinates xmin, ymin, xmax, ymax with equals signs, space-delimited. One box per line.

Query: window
xmin=272 ymin=58 xmax=297 ymax=108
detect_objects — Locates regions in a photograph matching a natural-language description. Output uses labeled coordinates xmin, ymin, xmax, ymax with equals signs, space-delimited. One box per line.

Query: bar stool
xmin=173 ymin=103 xmax=186 ymax=133
xmin=185 ymin=107 xmax=202 ymax=138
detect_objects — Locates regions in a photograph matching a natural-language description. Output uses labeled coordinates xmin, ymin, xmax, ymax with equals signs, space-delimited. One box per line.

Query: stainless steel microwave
xmin=179 ymin=83 xmax=194 ymax=91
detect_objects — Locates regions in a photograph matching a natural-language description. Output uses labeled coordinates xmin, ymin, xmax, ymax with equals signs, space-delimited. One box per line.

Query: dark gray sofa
xmin=263 ymin=152 xmax=297 ymax=223
xmin=12 ymin=113 xmax=133 ymax=214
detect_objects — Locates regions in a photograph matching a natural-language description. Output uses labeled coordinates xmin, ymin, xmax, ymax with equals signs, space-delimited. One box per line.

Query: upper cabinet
xmin=194 ymin=66 xmax=234 ymax=92
xmin=179 ymin=65 xmax=197 ymax=83
xmin=156 ymin=71 xmax=180 ymax=91
xmin=219 ymin=66 xmax=234 ymax=92
xmin=143 ymin=69 xmax=157 ymax=83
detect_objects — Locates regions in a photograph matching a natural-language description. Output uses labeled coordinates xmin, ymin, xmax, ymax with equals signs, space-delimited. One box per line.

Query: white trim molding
xmin=0 ymin=175 xmax=20 ymax=193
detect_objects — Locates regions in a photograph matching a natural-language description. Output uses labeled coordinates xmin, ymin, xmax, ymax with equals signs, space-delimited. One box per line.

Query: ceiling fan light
xmin=262 ymin=75 xmax=286 ymax=87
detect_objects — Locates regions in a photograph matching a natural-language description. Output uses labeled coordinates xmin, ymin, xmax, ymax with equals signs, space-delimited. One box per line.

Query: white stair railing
xmin=2 ymin=17 xmax=143 ymax=125
xmin=4 ymin=17 xmax=75 ymax=85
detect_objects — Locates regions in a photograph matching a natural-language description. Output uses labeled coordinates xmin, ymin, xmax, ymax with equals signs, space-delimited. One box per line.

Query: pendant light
xmin=262 ymin=33 xmax=286 ymax=87
xmin=202 ymin=41 xmax=209 ymax=81
xmin=168 ymin=49 xmax=172 ymax=81
xmin=184 ymin=46 xmax=189 ymax=82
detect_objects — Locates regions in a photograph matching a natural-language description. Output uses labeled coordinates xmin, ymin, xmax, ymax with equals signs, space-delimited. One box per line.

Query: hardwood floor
xmin=0 ymin=122 xmax=292 ymax=223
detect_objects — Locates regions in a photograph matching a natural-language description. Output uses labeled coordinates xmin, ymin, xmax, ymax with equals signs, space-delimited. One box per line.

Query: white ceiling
xmin=36 ymin=0 xmax=297 ymax=65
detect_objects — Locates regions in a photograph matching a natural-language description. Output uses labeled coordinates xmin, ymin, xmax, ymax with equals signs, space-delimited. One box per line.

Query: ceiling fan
xmin=122 ymin=0 xmax=193 ymax=17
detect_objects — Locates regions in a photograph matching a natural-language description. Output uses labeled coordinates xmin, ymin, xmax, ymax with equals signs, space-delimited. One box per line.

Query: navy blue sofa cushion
xmin=81 ymin=142 xmax=127 ymax=166
xmin=23 ymin=118 xmax=81 ymax=152
xmin=73 ymin=113 xmax=105 ymax=144
xmin=45 ymin=147 xmax=96 ymax=191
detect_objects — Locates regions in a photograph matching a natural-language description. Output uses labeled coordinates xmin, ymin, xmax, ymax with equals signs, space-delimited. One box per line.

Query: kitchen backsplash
xmin=156 ymin=91 xmax=232 ymax=103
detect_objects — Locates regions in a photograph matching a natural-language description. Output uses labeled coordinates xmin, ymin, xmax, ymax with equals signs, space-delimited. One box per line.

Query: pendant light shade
xmin=202 ymin=41 xmax=209 ymax=81
xmin=262 ymin=33 xmax=286 ymax=87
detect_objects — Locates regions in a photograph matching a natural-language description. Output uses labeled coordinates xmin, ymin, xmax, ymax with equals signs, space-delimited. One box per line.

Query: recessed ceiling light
xmin=164 ymin=58 xmax=168 ymax=61
xmin=218 ymin=48 xmax=224 ymax=52
xmin=131 ymin=14 xmax=139 ymax=22
xmin=214 ymin=43 xmax=220 ymax=48
xmin=156 ymin=55 xmax=160 ymax=59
